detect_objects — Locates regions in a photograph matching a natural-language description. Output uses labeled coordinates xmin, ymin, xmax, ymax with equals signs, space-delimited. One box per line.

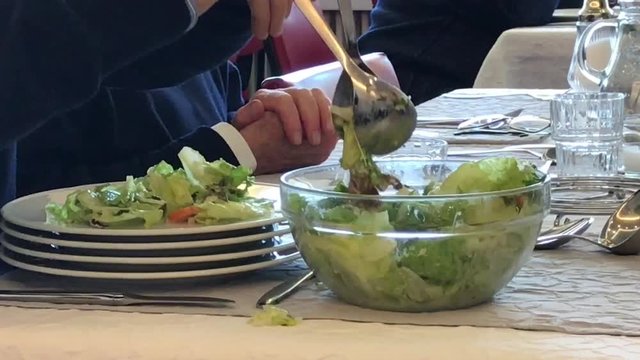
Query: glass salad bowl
xmin=280 ymin=159 xmax=551 ymax=312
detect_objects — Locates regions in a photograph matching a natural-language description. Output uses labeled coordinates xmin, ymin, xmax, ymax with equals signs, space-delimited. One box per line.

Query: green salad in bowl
xmin=280 ymin=155 xmax=550 ymax=312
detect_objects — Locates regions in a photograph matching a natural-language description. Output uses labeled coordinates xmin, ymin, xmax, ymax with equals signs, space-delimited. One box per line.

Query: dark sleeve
xmin=56 ymin=128 xmax=241 ymax=185
xmin=454 ymin=0 xmax=560 ymax=28
xmin=105 ymin=0 xmax=253 ymax=90
xmin=67 ymin=63 xmax=246 ymax=184
xmin=0 ymin=0 xmax=192 ymax=148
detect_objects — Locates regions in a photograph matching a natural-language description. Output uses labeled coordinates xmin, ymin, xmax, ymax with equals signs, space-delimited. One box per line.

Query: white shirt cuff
xmin=211 ymin=122 xmax=257 ymax=171
xmin=184 ymin=0 xmax=198 ymax=31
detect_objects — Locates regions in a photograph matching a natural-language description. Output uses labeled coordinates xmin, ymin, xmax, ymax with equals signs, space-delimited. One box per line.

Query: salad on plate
xmin=45 ymin=147 xmax=275 ymax=228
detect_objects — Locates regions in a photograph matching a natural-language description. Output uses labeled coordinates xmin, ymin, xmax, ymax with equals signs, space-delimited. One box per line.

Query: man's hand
xmin=193 ymin=0 xmax=220 ymax=16
xmin=233 ymin=87 xmax=334 ymax=146
xmin=247 ymin=0 xmax=294 ymax=40
xmin=240 ymin=112 xmax=337 ymax=175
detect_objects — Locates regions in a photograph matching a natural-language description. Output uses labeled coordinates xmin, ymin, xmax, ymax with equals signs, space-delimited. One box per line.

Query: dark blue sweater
xmin=17 ymin=63 xmax=246 ymax=196
xmin=358 ymin=0 xmax=560 ymax=105
xmin=0 ymin=0 xmax=252 ymax=204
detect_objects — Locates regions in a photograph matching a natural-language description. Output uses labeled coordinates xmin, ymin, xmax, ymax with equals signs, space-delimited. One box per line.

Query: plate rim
xmin=1 ymin=182 xmax=285 ymax=237
xmin=0 ymin=248 xmax=301 ymax=280
xmin=1 ymin=223 xmax=291 ymax=250
xmin=0 ymin=235 xmax=296 ymax=265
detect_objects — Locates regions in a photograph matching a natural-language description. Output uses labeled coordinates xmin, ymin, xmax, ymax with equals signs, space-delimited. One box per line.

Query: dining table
xmin=474 ymin=21 xmax=613 ymax=90
xmin=1 ymin=88 xmax=640 ymax=360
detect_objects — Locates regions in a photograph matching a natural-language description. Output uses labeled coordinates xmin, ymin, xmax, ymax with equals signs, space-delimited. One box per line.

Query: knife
xmin=453 ymin=128 xmax=530 ymax=137
xmin=0 ymin=290 xmax=235 ymax=308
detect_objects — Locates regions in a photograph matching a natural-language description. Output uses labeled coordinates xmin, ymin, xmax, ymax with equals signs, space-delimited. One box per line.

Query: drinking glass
xmin=375 ymin=138 xmax=448 ymax=160
xmin=551 ymin=92 xmax=625 ymax=176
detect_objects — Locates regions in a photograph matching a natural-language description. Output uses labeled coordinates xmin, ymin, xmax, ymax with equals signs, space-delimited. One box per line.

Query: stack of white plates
xmin=0 ymin=183 xmax=300 ymax=280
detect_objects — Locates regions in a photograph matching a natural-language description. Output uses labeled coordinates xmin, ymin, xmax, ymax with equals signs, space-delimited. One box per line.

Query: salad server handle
xmin=256 ymin=270 xmax=315 ymax=308
xmin=0 ymin=290 xmax=234 ymax=308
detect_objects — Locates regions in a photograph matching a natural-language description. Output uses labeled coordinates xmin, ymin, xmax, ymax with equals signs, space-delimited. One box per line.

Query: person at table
xmin=358 ymin=0 xmax=561 ymax=105
xmin=1 ymin=0 xmax=337 ymax=201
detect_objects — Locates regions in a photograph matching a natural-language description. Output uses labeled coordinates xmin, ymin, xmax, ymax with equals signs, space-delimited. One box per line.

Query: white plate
xmin=1 ymin=234 xmax=296 ymax=265
xmin=1 ymin=182 xmax=285 ymax=237
xmin=0 ymin=247 xmax=301 ymax=280
xmin=0 ymin=222 xmax=290 ymax=250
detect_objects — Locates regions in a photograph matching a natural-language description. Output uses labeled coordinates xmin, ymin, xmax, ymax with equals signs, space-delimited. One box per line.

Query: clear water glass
xmin=551 ymin=92 xmax=625 ymax=176
xmin=375 ymin=138 xmax=448 ymax=160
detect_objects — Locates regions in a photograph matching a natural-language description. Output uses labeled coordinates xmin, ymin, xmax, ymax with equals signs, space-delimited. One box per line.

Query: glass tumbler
xmin=550 ymin=92 xmax=625 ymax=177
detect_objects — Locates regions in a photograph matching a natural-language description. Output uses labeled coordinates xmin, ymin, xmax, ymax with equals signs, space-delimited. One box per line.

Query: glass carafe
xmin=570 ymin=0 xmax=640 ymax=129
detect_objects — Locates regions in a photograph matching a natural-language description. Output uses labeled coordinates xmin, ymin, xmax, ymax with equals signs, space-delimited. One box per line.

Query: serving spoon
xmin=295 ymin=0 xmax=417 ymax=155
xmin=536 ymin=190 xmax=640 ymax=255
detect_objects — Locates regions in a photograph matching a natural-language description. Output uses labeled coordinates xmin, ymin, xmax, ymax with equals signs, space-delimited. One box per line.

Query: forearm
xmin=0 ymin=0 xmax=193 ymax=148
xmin=105 ymin=0 xmax=252 ymax=89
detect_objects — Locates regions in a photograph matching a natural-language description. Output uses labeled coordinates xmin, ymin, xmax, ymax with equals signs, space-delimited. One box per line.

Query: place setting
xmin=412 ymin=89 xmax=559 ymax=145
xmin=0 ymin=147 xmax=301 ymax=283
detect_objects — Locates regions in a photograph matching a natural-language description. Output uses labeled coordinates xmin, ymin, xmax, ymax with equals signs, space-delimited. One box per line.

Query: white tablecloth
xmin=1 ymin=307 xmax=639 ymax=360
xmin=474 ymin=25 xmax=612 ymax=89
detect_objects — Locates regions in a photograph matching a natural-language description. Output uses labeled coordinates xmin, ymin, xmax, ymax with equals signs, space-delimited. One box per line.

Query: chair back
xmin=266 ymin=2 xmax=335 ymax=74
xmin=261 ymin=52 xmax=400 ymax=99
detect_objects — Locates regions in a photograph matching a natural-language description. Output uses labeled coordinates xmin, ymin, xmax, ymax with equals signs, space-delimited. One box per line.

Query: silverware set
xmin=418 ymin=108 xmax=551 ymax=137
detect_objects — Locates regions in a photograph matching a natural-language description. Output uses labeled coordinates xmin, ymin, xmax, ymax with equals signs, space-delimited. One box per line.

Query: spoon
xmin=537 ymin=189 xmax=640 ymax=255
xmin=457 ymin=109 xmax=524 ymax=130
xmin=507 ymin=115 xmax=551 ymax=133
xmin=295 ymin=0 xmax=417 ymax=155
xmin=457 ymin=110 xmax=550 ymax=134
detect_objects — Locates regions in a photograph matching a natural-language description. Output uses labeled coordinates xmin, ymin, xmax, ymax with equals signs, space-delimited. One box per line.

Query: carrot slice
xmin=168 ymin=206 xmax=200 ymax=223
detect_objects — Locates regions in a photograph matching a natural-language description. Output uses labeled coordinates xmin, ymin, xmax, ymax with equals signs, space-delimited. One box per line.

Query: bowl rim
xmin=279 ymin=159 xmax=550 ymax=201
